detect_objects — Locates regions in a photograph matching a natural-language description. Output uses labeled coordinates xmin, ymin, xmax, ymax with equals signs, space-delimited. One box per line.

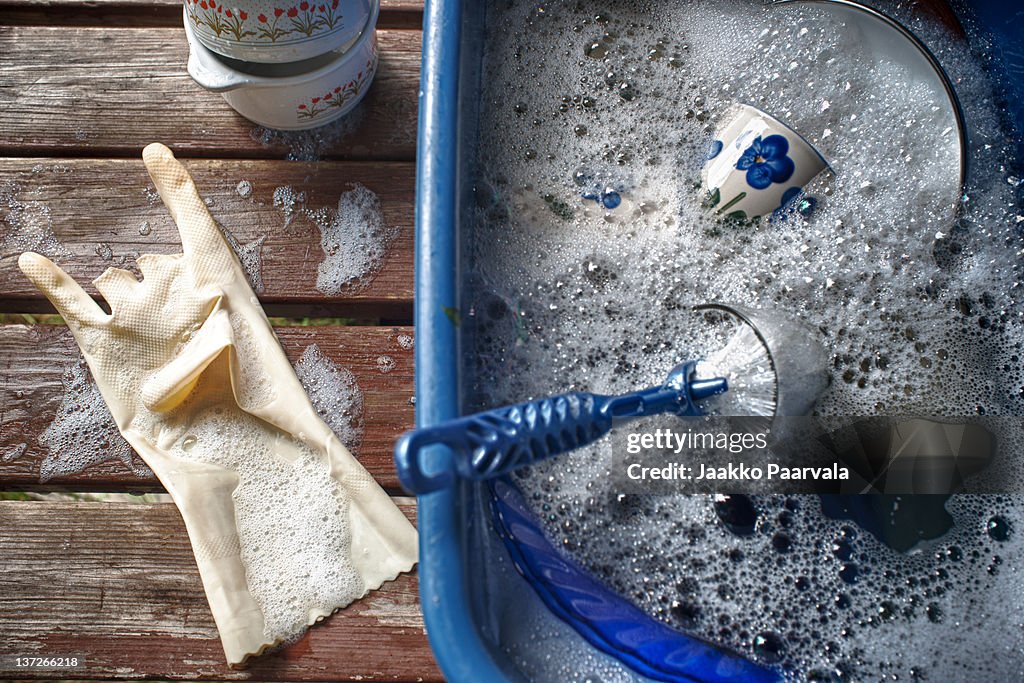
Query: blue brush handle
xmin=394 ymin=361 xmax=726 ymax=494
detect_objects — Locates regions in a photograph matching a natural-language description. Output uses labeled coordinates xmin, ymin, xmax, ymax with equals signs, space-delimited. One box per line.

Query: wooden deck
xmin=0 ymin=1 xmax=439 ymax=679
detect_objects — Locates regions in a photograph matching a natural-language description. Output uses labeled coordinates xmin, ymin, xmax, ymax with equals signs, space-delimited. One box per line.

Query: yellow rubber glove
xmin=18 ymin=143 xmax=418 ymax=666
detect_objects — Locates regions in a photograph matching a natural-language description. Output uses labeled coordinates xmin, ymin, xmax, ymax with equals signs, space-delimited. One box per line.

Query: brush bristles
xmin=696 ymin=323 xmax=777 ymax=417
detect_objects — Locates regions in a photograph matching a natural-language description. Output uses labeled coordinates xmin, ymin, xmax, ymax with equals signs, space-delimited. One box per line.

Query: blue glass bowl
xmin=489 ymin=478 xmax=779 ymax=683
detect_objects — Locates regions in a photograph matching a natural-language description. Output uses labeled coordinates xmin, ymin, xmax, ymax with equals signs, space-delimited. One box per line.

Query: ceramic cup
xmin=702 ymin=103 xmax=830 ymax=221
xmin=184 ymin=2 xmax=378 ymax=130
xmin=184 ymin=0 xmax=377 ymax=64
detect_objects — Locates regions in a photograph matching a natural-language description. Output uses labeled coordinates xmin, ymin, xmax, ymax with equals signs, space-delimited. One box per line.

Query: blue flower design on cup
xmin=736 ymin=134 xmax=796 ymax=190
xmin=706 ymin=140 xmax=723 ymax=160
xmin=701 ymin=104 xmax=830 ymax=221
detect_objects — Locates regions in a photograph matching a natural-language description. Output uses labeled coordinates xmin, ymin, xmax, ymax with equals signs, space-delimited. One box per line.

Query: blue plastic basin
xmin=410 ymin=1 xmax=1024 ymax=680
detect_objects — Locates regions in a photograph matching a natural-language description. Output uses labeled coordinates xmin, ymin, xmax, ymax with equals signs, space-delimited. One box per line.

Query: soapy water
xmin=218 ymin=224 xmax=267 ymax=293
xmin=463 ymin=0 xmax=1024 ymax=680
xmin=122 ymin=333 xmax=368 ymax=645
xmin=250 ymin=107 xmax=366 ymax=161
xmin=1 ymin=443 xmax=27 ymax=462
xmin=162 ymin=397 xmax=364 ymax=645
xmin=294 ymin=343 xmax=365 ymax=455
xmin=309 ymin=183 xmax=394 ymax=295
xmin=273 ymin=185 xmax=307 ymax=228
xmin=24 ymin=340 xmax=363 ymax=484
xmin=36 ymin=358 xmax=151 ymax=482
xmin=0 ymin=180 xmax=72 ymax=260
xmin=376 ymin=355 xmax=396 ymax=374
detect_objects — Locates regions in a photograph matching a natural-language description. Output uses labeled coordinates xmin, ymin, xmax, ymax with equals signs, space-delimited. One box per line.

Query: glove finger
xmin=18 ymin=252 xmax=109 ymax=326
xmin=94 ymin=267 xmax=141 ymax=315
xmin=141 ymin=143 xmax=235 ymax=282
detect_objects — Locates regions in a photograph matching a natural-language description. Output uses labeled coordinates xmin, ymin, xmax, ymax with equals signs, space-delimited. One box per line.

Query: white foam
xmin=38 ymin=358 xmax=150 ymax=482
xmin=0 ymin=180 xmax=71 ymax=258
xmin=466 ymin=0 xmax=1024 ymax=679
xmin=272 ymin=185 xmax=306 ymax=228
xmin=1 ymin=443 xmax=27 ymax=462
xmin=229 ymin=312 xmax=276 ymax=410
xmin=250 ymin=108 xmax=366 ymax=161
xmin=293 ymin=343 xmax=364 ymax=454
xmin=310 ymin=184 xmax=394 ymax=295
xmin=169 ymin=404 xmax=364 ymax=642
xmin=217 ymin=223 xmax=266 ymax=293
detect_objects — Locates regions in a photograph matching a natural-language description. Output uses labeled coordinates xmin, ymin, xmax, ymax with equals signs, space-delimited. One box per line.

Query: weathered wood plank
xmin=0 ymin=0 xmax=421 ymax=7
xmin=0 ymin=27 xmax=420 ymax=160
xmin=0 ymin=1 xmax=424 ymax=29
xmin=0 ymin=324 xmax=416 ymax=493
xmin=0 ymin=158 xmax=414 ymax=317
xmin=0 ymin=500 xmax=440 ymax=681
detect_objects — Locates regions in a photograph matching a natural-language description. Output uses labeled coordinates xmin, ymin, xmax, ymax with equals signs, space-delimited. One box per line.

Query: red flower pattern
xmin=191 ymin=0 xmax=347 ymax=43
xmin=296 ymin=54 xmax=378 ymax=121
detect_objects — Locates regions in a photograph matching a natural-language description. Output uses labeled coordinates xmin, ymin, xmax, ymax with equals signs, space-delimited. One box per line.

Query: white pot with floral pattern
xmin=185 ymin=3 xmax=378 ymax=130
xmin=184 ymin=0 xmax=376 ymax=63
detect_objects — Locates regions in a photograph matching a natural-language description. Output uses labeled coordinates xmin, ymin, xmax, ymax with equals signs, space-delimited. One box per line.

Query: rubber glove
xmin=18 ymin=143 xmax=418 ymax=666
